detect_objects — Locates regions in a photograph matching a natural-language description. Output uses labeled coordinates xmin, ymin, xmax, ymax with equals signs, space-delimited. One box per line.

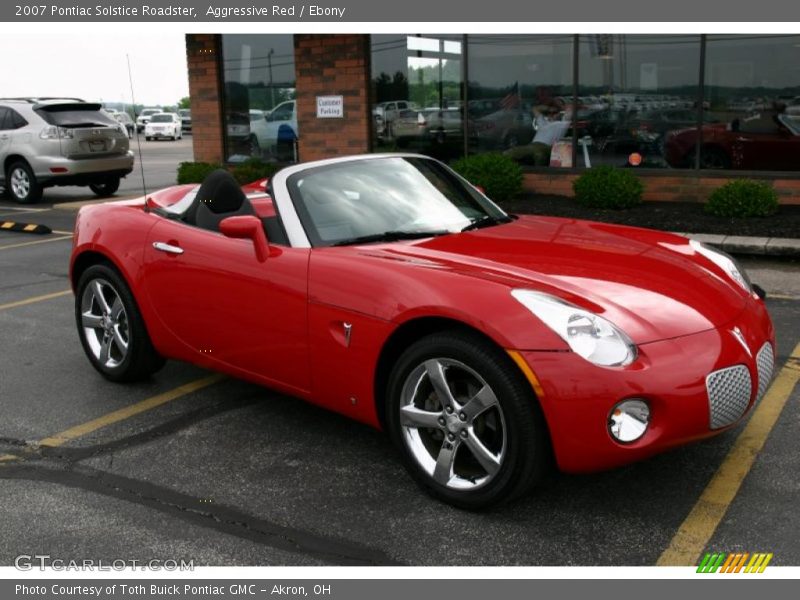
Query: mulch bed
xmin=499 ymin=195 xmax=800 ymax=239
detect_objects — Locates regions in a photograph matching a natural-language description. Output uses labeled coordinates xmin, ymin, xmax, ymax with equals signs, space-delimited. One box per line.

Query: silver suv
xmin=0 ymin=98 xmax=134 ymax=203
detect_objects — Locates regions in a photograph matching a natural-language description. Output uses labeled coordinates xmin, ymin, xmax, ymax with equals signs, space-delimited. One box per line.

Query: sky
xmin=0 ymin=34 xmax=189 ymax=107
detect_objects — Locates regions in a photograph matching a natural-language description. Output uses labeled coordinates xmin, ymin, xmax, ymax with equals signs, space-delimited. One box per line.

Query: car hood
xmin=362 ymin=215 xmax=748 ymax=345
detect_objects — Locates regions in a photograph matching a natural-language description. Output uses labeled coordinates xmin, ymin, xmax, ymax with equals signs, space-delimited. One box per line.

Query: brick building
xmin=186 ymin=33 xmax=800 ymax=204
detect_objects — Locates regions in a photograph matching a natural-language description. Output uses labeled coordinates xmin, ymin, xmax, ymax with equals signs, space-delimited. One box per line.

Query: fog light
xmin=608 ymin=399 xmax=650 ymax=443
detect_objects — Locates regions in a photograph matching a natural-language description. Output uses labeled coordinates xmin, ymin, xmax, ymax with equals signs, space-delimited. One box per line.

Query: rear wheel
xmin=6 ymin=161 xmax=42 ymax=204
xmin=89 ymin=177 xmax=120 ymax=198
xmin=385 ymin=330 xmax=549 ymax=509
xmin=75 ymin=264 xmax=165 ymax=382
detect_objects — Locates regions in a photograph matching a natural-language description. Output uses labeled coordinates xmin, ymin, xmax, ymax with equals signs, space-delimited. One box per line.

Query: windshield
xmin=150 ymin=114 xmax=174 ymax=123
xmin=141 ymin=109 xmax=160 ymax=116
xmin=779 ymin=114 xmax=800 ymax=135
xmin=287 ymin=156 xmax=508 ymax=247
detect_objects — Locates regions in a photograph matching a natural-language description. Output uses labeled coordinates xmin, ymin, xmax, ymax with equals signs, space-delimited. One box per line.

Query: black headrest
xmin=195 ymin=169 xmax=247 ymax=214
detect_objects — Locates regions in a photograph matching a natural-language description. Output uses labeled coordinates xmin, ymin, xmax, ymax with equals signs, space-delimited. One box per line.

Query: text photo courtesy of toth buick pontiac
xmin=69 ymin=153 xmax=775 ymax=509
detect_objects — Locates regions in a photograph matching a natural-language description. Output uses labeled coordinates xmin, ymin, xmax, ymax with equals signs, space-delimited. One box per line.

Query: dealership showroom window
xmin=220 ymin=33 xmax=800 ymax=172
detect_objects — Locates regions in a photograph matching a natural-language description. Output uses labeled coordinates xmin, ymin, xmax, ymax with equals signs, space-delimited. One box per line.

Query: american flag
xmin=500 ymin=82 xmax=521 ymax=110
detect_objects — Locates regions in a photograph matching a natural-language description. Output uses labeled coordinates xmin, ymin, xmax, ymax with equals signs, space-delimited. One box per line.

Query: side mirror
xmin=219 ymin=215 xmax=270 ymax=262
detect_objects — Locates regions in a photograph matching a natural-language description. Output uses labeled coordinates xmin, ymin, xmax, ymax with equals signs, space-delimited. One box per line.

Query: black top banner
xmin=4 ymin=0 xmax=800 ymax=22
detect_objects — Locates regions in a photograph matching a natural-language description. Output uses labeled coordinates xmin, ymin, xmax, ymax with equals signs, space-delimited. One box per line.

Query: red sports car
xmin=70 ymin=154 xmax=775 ymax=508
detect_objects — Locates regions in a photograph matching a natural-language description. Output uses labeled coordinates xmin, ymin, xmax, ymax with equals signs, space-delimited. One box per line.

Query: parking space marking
xmin=37 ymin=374 xmax=226 ymax=448
xmin=769 ymin=294 xmax=799 ymax=301
xmin=0 ymin=209 xmax=51 ymax=219
xmin=51 ymin=229 xmax=74 ymax=235
xmin=0 ymin=454 xmax=18 ymax=462
xmin=53 ymin=195 xmax=140 ymax=210
xmin=0 ymin=235 xmax=72 ymax=251
xmin=657 ymin=342 xmax=800 ymax=566
xmin=0 ymin=290 xmax=71 ymax=312
xmin=0 ymin=206 xmax=50 ymax=214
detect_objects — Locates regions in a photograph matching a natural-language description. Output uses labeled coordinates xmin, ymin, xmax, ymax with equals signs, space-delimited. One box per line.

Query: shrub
xmin=705 ymin=179 xmax=779 ymax=218
xmin=230 ymin=158 xmax=280 ymax=185
xmin=177 ymin=162 xmax=223 ymax=184
xmin=572 ymin=166 xmax=643 ymax=209
xmin=451 ymin=153 xmax=523 ymax=202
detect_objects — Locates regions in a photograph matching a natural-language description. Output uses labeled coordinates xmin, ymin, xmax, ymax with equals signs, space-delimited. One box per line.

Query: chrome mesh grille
xmin=755 ymin=342 xmax=775 ymax=403
xmin=707 ymin=365 xmax=752 ymax=430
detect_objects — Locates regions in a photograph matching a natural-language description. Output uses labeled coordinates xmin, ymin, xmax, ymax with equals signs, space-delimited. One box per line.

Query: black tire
xmin=75 ymin=263 xmax=166 ymax=383
xmin=249 ymin=135 xmax=261 ymax=157
xmin=5 ymin=161 xmax=43 ymax=204
xmin=89 ymin=177 xmax=121 ymax=198
xmin=503 ymin=133 xmax=520 ymax=149
xmin=145 ymin=136 xmax=151 ymax=141
xmin=385 ymin=330 xmax=550 ymax=509
xmin=699 ymin=146 xmax=731 ymax=170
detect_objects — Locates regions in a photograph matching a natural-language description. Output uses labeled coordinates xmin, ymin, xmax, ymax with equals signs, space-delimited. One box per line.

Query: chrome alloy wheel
xmin=80 ymin=278 xmax=130 ymax=369
xmin=10 ymin=167 xmax=30 ymax=199
xmin=399 ymin=358 xmax=507 ymax=490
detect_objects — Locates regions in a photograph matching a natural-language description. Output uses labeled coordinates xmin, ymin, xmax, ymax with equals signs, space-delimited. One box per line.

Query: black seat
xmin=183 ymin=169 xmax=255 ymax=231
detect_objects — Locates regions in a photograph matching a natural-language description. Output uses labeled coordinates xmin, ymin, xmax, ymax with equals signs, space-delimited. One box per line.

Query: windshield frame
xmin=283 ymin=155 xmax=508 ymax=248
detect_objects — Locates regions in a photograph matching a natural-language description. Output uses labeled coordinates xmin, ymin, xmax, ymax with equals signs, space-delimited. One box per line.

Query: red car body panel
xmin=70 ymin=182 xmax=775 ymax=474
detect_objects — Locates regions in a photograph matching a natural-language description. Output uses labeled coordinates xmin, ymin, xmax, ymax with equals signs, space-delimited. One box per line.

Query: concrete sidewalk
xmin=675 ymin=233 xmax=800 ymax=258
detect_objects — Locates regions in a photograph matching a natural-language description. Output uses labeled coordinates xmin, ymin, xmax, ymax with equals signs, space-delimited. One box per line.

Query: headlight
xmin=689 ymin=240 xmax=751 ymax=293
xmin=511 ymin=290 xmax=637 ymax=367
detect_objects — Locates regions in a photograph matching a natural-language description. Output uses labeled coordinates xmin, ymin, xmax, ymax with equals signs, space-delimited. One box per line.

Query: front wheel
xmin=385 ymin=330 xmax=550 ymax=509
xmin=75 ymin=264 xmax=165 ymax=382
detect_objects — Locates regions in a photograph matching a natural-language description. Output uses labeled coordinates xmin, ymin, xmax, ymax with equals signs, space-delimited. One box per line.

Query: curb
xmin=0 ymin=221 xmax=52 ymax=235
xmin=673 ymin=232 xmax=800 ymax=258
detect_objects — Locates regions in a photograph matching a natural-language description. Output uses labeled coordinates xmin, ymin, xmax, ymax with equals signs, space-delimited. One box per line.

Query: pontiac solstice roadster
xmin=70 ymin=154 xmax=775 ymax=508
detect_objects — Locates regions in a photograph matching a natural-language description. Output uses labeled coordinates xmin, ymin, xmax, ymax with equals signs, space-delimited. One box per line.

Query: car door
xmin=732 ymin=115 xmax=799 ymax=170
xmin=0 ymin=108 xmax=11 ymax=165
xmin=141 ymin=218 xmax=311 ymax=393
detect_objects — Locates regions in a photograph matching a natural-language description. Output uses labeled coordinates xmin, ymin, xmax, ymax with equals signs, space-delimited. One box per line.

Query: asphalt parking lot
xmin=0 ymin=151 xmax=799 ymax=566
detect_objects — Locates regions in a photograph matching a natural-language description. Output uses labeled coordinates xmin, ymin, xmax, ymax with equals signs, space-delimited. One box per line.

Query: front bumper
xmin=520 ymin=297 xmax=775 ymax=473
xmin=146 ymin=130 xmax=177 ymax=138
xmin=30 ymin=152 xmax=134 ymax=183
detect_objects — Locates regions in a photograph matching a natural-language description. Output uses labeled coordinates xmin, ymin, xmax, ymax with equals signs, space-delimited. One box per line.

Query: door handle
xmin=152 ymin=241 xmax=184 ymax=255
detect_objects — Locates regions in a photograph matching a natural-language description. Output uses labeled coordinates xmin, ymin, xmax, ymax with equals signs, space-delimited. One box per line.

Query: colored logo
xmin=697 ymin=552 xmax=773 ymax=573
xmin=628 ymin=152 xmax=643 ymax=166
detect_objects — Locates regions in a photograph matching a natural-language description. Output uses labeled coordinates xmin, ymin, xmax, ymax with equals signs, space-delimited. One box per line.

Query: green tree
xmin=177 ymin=96 xmax=191 ymax=109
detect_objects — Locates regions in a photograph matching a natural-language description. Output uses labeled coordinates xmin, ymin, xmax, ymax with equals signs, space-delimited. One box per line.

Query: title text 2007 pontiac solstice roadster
xmin=69 ymin=154 xmax=775 ymax=508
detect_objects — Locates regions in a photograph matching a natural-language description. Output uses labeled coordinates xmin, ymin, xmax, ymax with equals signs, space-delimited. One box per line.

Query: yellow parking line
xmin=0 ymin=235 xmax=72 ymax=251
xmin=657 ymin=342 xmax=800 ymax=566
xmin=37 ymin=374 xmax=226 ymax=448
xmin=0 ymin=290 xmax=71 ymax=312
xmin=53 ymin=195 xmax=139 ymax=210
xmin=0 ymin=454 xmax=19 ymax=462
